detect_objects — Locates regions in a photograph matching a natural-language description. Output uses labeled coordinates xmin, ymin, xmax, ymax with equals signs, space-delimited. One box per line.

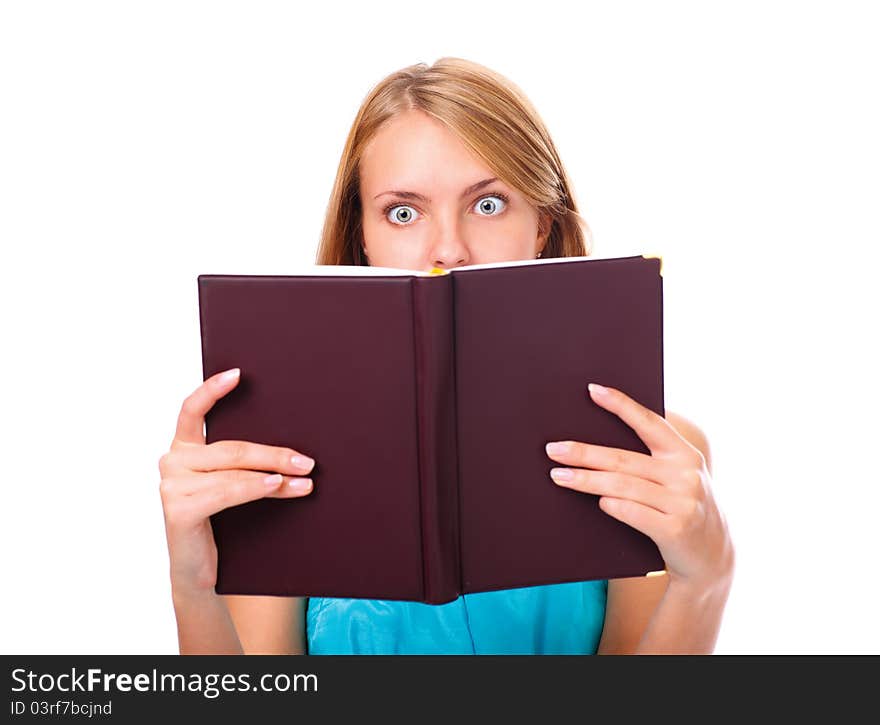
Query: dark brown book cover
xmin=197 ymin=254 xmax=665 ymax=604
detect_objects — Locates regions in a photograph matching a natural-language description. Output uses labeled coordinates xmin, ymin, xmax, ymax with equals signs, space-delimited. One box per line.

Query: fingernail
xmin=263 ymin=473 xmax=283 ymax=487
xmin=588 ymin=383 xmax=609 ymax=397
xmin=550 ymin=468 xmax=574 ymax=482
xmin=546 ymin=442 xmax=571 ymax=456
xmin=289 ymin=477 xmax=313 ymax=492
xmin=217 ymin=368 xmax=240 ymax=385
xmin=291 ymin=455 xmax=315 ymax=472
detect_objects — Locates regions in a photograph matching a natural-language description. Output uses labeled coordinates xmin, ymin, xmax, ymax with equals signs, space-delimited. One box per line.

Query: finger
xmin=172 ymin=368 xmax=241 ymax=447
xmin=172 ymin=470 xmax=314 ymax=499
xmin=262 ymin=475 xmax=315 ymax=499
xmin=549 ymin=468 xmax=673 ymax=513
xmin=172 ymin=471 xmax=314 ymax=520
xmin=598 ymin=496 xmax=669 ymax=542
xmin=587 ymin=383 xmax=683 ymax=455
xmin=545 ymin=440 xmax=679 ymax=486
xmin=176 ymin=439 xmax=316 ymax=477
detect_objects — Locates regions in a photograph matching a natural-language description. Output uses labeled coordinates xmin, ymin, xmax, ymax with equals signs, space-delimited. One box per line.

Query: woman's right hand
xmin=158 ymin=367 xmax=316 ymax=596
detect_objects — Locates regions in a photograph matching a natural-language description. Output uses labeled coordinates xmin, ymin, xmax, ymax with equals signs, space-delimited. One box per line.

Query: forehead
xmin=360 ymin=110 xmax=496 ymax=193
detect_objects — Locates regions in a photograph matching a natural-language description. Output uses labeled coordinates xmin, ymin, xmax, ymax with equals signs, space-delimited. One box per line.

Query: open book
xmin=198 ymin=253 xmax=665 ymax=604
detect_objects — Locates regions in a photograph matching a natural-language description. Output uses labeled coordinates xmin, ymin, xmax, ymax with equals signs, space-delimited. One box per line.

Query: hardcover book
xmin=197 ymin=253 xmax=666 ymax=604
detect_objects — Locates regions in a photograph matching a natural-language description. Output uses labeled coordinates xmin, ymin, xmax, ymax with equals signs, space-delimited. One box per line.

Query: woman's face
xmin=358 ymin=109 xmax=550 ymax=271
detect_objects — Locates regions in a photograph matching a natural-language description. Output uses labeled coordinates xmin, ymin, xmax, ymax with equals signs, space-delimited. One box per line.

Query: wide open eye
xmin=473 ymin=194 xmax=508 ymax=216
xmin=385 ymin=205 xmax=420 ymax=226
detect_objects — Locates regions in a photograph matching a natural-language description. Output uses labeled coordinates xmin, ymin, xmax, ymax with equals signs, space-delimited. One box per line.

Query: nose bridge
xmin=430 ymin=202 xmax=468 ymax=262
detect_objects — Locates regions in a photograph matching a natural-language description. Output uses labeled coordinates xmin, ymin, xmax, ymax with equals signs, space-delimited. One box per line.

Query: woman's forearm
xmin=633 ymin=571 xmax=733 ymax=654
xmin=172 ymin=585 xmax=244 ymax=655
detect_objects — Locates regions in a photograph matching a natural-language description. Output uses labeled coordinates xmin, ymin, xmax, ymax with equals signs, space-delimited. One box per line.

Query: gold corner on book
xmin=641 ymin=254 xmax=663 ymax=276
xmin=645 ymin=569 xmax=667 ymax=578
xmin=428 ymin=267 xmax=449 ymax=275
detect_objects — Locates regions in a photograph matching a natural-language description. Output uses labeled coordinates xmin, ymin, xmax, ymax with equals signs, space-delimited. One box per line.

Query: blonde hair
xmin=315 ymin=57 xmax=593 ymax=265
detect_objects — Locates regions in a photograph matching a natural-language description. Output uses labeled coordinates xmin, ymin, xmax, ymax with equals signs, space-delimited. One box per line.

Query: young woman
xmin=159 ymin=57 xmax=734 ymax=655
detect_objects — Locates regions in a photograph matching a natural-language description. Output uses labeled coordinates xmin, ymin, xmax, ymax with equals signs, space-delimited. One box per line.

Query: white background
xmin=2 ymin=1 xmax=877 ymax=654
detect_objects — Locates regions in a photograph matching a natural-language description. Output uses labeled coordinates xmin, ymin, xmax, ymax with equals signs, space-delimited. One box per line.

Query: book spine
xmin=411 ymin=275 xmax=461 ymax=604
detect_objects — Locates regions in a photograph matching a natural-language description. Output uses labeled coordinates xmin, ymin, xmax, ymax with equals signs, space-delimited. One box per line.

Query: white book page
xmin=288 ymin=264 xmax=422 ymax=276
xmin=447 ymin=252 xmax=630 ymax=272
xmin=274 ymin=251 xmax=642 ymax=277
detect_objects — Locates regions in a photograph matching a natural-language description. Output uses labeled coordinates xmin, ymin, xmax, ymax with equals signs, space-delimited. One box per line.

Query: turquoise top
xmin=306 ymin=579 xmax=608 ymax=655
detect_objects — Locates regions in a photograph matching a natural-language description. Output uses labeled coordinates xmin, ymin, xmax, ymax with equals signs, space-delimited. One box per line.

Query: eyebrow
xmin=373 ymin=177 xmax=500 ymax=203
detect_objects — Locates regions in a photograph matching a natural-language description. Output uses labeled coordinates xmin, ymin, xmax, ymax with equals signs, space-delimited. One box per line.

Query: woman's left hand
xmin=545 ymin=383 xmax=734 ymax=591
